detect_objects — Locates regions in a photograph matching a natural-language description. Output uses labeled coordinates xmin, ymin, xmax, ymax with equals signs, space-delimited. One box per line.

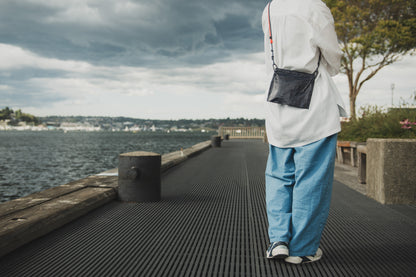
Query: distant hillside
xmin=0 ymin=107 xmax=39 ymax=125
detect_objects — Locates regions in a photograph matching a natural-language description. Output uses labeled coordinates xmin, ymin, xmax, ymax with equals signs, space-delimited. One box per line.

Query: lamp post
xmin=391 ymin=83 xmax=395 ymax=107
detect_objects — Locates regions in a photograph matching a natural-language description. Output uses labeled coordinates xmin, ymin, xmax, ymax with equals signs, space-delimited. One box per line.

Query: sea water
xmin=0 ymin=131 xmax=214 ymax=203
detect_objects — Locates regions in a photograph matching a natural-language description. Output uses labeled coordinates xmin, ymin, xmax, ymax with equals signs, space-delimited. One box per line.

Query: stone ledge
xmin=96 ymin=140 xmax=212 ymax=175
xmin=0 ymin=187 xmax=116 ymax=257
xmin=162 ymin=140 xmax=211 ymax=171
xmin=0 ymin=175 xmax=117 ymax=219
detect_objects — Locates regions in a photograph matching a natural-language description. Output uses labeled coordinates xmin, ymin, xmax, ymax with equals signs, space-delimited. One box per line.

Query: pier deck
xmin=1 ymin=140 xmax=415 ymax=276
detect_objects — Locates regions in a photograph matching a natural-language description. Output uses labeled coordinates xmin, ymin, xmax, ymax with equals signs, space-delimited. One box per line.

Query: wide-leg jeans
xmin=265 ymin=134 xmax=337 ymax=256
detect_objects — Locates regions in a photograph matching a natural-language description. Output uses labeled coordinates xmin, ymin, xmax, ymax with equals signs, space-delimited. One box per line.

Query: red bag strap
xmin=267 ymin=2 xmax=277 ymax=69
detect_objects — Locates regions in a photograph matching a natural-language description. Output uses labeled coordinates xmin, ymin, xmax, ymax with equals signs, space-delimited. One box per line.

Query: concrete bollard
xmin=366 ymin=139 xmax=416 ymax=205
xmin=211 ymin=135 xmax=221 ymax=147
xmin=118 ymin=151 xmax=161 ymax=202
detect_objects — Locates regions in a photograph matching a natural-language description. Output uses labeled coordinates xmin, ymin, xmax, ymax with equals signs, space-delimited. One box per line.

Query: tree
xmin=324 ymin=0 xmax=416 ymax=119
xmin=0 ymin=107 xmax=40 ymax=125
xmin=0 ymin=107 xmax=13 ymax=120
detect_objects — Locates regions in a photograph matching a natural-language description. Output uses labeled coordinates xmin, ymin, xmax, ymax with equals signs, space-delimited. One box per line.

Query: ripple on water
xmin=0 ymin=131 xmax=214 ymax=203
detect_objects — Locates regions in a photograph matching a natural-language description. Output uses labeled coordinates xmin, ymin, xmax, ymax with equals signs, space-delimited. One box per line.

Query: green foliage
xmin=0 ymin=107 xmax=13 ymax=120
xmin=0 ymin=107 xmax=40 ymax=125
xmin=326 ymin=0 xmax=416 ymax=56
xmin=338 ymin=106 xmax=416 ymax=142
xmin=16 ymin=112 xmax=40 ymax=125
xmin=323 ymin=0 xmax=416 ymax=119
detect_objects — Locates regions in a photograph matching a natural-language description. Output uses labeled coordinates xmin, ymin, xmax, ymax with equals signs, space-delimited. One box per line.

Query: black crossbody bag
xmin=267 ymin=1 xmax=321 ymax=109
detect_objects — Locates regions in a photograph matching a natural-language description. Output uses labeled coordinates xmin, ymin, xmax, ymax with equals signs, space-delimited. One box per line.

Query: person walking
xmin=262 ymin=0 xmax=347 ymax=264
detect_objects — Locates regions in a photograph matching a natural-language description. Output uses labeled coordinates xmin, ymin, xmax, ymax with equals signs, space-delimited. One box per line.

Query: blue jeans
xmin=265 ymin=134 xmax=337 ymax=256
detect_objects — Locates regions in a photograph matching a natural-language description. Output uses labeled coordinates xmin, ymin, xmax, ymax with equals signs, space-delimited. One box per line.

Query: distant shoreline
xmin=1 ymin=115 xmax=265 ymax=133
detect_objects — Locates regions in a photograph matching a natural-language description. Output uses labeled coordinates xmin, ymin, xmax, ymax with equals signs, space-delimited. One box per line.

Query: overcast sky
xmin=0 ymin=0 xmax=415 ymax=119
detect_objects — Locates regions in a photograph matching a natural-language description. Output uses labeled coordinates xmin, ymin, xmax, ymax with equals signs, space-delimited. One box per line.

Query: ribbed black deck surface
xmin=1 ymin=140 xmax=415 ymax=277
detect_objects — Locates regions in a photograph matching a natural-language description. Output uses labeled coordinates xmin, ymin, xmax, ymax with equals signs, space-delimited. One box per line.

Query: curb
xmin=162 ymin=140 xmax=211 ymax=172
xmin=96 ymin=140 xmax=212 ymax=175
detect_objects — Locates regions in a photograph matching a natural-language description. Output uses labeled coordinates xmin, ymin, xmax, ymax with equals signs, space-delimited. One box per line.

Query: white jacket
xmin=262 ymin=0 xmax=347 ymax=148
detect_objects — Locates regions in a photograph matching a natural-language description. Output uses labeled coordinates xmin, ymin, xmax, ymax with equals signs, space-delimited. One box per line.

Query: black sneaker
xmin=266 ymin=241 xmax=289 ymax=259
xmin=284 ymin=248 xmax=323 ymax=264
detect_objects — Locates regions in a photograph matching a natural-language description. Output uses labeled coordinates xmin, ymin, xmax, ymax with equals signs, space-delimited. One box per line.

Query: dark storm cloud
xmin=0 ymin=0 xmax=267 ymax=68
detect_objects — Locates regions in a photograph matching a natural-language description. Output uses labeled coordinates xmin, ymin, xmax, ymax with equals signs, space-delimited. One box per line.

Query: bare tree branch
xmin=357 ymin=63 xmax=388 ymax=93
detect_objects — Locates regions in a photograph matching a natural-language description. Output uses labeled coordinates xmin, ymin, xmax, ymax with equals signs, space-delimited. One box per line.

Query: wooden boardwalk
xmin=0 ymin=140 xmax=415 ymax=276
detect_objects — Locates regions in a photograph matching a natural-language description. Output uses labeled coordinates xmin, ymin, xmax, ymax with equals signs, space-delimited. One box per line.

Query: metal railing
xmin=218 ymin=126 xmax=266 ymax=140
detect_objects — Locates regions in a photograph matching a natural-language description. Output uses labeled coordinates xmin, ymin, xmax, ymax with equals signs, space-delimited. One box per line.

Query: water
xmin=0 ymin=131 xmax=214 ymax=203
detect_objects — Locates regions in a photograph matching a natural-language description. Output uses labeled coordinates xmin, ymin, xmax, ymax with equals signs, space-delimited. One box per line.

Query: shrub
xmin=338 ymin=106 xmax=416 ymax=142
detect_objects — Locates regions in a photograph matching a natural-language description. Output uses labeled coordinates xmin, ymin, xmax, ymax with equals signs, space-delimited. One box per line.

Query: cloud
xmin=0 ymin=85 xmax=11 ymax=91
xmin=1 ymin=0 xmax=414 ymax=119
xmin=0 ymin=0 xmax=265 ymax=67
xmin=0 ymin=44 xmax=92 ymax=72
xmin=0 ymin=42 xmax=266 ymax=117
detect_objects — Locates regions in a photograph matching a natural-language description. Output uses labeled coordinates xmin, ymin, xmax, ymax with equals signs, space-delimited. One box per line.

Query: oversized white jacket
xmin=262 ymin=0 xmax=347 ymax=148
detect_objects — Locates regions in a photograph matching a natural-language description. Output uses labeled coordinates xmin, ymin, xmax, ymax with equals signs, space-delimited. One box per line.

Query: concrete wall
xmin=367 ymin=139 xmax=416 ymax=205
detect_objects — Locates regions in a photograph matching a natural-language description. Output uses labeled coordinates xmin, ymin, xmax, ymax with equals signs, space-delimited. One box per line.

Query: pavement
xmin=0 ymin=139 xmax=415 ymax=276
